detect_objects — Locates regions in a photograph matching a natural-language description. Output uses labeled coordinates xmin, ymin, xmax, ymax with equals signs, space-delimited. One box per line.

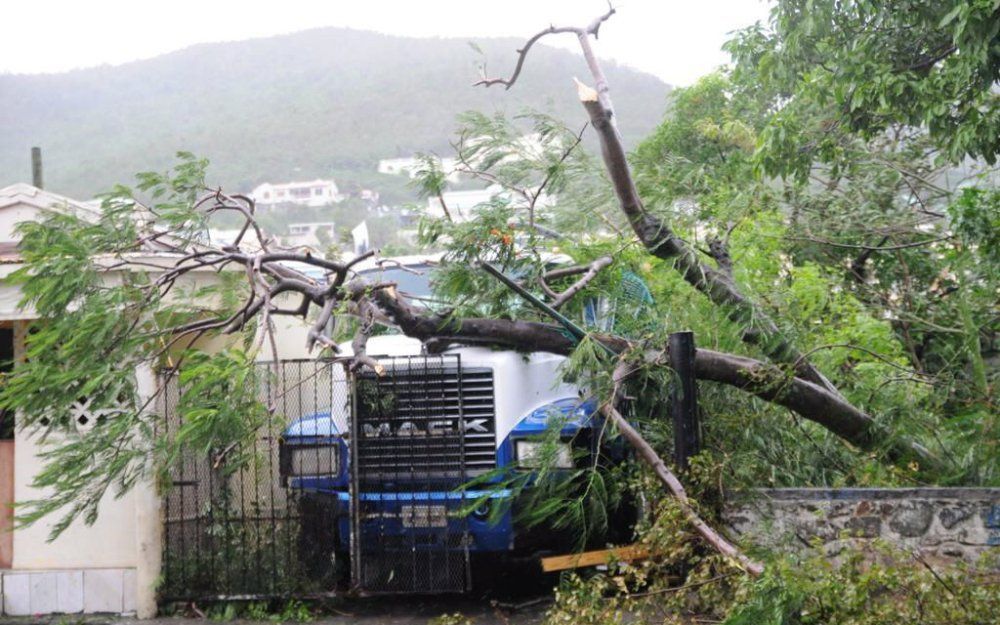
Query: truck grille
xmin=353 ymin=358 xmax=496 ymax=486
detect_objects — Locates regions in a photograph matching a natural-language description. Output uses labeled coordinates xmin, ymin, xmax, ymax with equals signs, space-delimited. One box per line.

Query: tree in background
xmin=720 ymin=0 xmax=999 ymax=481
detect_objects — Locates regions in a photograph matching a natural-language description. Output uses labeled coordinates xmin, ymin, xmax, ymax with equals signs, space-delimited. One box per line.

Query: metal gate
xmin=349 ymin=354 xmax=496 ymax=594
xmin=160 ymin=355 xmax=496 ymax=600
xmin=160 ymin=359 xmax=348 ymax=601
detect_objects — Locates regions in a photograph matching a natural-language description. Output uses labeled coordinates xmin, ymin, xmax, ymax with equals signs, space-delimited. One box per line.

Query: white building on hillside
xmin=251 ymin=179 xmax=341 ymax=208
xmin=426 ymin=185 xmax=556 ymax=222
xmin=427 ymin=186 xmax=502 ymax=222
xmin=278 ymin=221 xmax=336 ymax=250
xmin=377 ymin=156 xmax=461 ymax=183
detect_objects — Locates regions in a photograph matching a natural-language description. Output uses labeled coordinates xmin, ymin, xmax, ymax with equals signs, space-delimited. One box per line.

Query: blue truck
xmin=278 ymin=255 xmax=632 ymax=593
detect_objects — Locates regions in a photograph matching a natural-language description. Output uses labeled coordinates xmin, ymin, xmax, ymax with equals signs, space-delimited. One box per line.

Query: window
xmin=313 ymin=187 xmax=323 ymax=196
xmin=290 ymin=187 xmax=311 ymax=199
xmin=359 ymin=264 xmax=434 ymax=299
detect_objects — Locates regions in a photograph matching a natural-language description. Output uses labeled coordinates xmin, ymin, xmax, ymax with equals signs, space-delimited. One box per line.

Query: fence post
xmin=134 ymin=363 xmax=163 ymax=618
xmin=669 ymin=331 xmax=700 ymax=471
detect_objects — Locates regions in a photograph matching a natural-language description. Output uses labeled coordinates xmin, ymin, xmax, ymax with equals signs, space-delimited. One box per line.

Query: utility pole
xmin=31 ymin=147 xmax=43 ymax=189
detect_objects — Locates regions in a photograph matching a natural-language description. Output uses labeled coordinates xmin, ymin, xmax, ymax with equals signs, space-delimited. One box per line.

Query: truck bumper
xmin=303 ymin=489 xmax=514 ymax=552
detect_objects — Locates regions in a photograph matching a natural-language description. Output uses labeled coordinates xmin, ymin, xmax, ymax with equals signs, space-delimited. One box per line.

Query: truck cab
xmin=278 ymin=255 xmax=622 ymax=593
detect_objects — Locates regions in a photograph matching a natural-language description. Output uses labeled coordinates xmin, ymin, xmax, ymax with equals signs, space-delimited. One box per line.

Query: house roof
xmin=0 ymin=183 xmax=189 ymax=261
xmin=0 ymin=184 xmax=327 ymax=282
xmin=0 ymin=183 xmax=100 ymax=217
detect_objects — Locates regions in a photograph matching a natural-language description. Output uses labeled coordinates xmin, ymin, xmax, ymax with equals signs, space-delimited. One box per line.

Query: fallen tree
xmin=474 ymin=6 xmax=841 ymax=398
xmin=1 ymin=7 xmax=946 ymax=580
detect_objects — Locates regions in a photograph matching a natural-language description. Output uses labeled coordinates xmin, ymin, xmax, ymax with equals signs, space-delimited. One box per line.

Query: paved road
xmin=0 ymin=595 xmax=551 ymax=625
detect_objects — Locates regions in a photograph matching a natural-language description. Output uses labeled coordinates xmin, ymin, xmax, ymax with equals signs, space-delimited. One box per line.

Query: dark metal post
xmin=669 ymin=331 xmax=700 ymax=471
xmin=31 ymin=147 xmax=43 ymax=189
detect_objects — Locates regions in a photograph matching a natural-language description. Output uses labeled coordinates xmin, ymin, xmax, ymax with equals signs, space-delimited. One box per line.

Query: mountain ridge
xmin=0 ymin=27 xmax=670 ymax=199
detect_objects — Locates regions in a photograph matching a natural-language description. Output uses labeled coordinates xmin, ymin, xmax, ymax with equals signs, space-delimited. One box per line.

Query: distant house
xmin=426 ymin=184 xmax=555 ymax=222
xmin=277 ymin=221 xmax=336 ymax=250
xmin=358 ymin=188 xmax=380 ymax=205
xmin=377 ymin=156 xmax=461 ymax=184
xmin=251 ymin=179 xmax=341 ymax=208
xmin=426 ymin=186 xmax=502 ymax=221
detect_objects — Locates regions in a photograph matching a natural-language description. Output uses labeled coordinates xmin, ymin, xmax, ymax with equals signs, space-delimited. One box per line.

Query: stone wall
xmin=723 ymin=488 xmax=1000 ymax=566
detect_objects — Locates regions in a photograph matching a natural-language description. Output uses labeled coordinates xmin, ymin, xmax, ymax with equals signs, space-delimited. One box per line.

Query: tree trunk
xmin=574 ymin=79 xmax=842 ymax=398
xmin=373 ymin=288 xmax=939 ymax=469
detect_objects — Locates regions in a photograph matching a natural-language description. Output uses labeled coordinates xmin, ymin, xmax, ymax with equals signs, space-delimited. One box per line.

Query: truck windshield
xmin=358 ymin=264 xmax=435 ymax=300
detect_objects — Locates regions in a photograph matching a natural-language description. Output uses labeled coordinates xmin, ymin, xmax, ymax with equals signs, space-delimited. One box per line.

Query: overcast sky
xmin=1 ymin=1 xmax=772 ymax=86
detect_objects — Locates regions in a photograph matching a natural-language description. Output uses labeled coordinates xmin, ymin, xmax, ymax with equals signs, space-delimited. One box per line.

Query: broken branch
xmin=605 ymin=361 xmax=765 ymax=576
xmin=543 ymin=255 xmax=613 ymax=309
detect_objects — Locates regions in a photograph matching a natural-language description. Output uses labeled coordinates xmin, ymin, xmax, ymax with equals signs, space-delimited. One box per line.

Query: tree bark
xmin=372 ymin=287 xmax=938 ymax=469
xmin=574 ymin=79 xmax=842 ymax=398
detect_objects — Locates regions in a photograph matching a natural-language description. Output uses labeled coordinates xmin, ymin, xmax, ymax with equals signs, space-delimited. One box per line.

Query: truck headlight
xmin=285 ymin=445 xmax=339 ymax=477
xmin=515 ymin=440 xmax=573 ymax=469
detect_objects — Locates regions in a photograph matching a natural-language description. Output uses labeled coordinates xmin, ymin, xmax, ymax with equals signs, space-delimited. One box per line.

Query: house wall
xmin=0 ymin=204 xmax=40 ymax=243
xmin=1 ymin=317 xmax=141 ymax=616
xmin=12 ymin=433 xmax=138 ymax=570
xmin=0 ymin=188 xmax=317 ymax=617
xmin=0 ymin=441 xmax=12 ymax=568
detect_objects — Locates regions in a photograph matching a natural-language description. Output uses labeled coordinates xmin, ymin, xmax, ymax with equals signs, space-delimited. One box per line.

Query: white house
xmin=426 ymin=184 xmax=556 ymax=222
xmin=250 ymin=179 xmax=342 ymax=208
xmin=377 ymin=156 xmax=461 ymax=184
xmin=0 ymin=183 xmax=318 ymax=618
xmin=426 ymin=186 xmax=501 ymax=221
xmin=277 ymin=221 xmax=336 ymax=251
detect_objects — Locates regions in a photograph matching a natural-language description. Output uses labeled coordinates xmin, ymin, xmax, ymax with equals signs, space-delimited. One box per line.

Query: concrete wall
xmin=0 ymin=441 xmax=12 ymax=568
xmin=0 ymin=187 xmax=323 ymax=616
xmin=13 ymin=433 xmax=138 ymax=570
xmin=0 ymin=204 xmax=41 ymax=243
xmin=724 ymin=488 xmax=1000 ymax=566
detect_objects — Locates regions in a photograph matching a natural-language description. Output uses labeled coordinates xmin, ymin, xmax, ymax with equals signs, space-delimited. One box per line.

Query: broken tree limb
xmin=146 ymin=185 xmax=936 ymax=469
xmin=604 ymin=361 xmax=765 ymax=577
xmin=573 ymin=77 xmax=842 ymax=398
xmin=544 ymin=255 xmax=613 ymax=309
xmin=371 ymin=283 xmax=939 ymax=467
xmin=687 ymin=348 xmax=936 ymax=467
xmin=476 ymin=9 xmax=844 ymax=397
xmin=603 ymin=402 xmax=765 ymax=577
xmin=472 ymin=4 xmax=616 ymax=91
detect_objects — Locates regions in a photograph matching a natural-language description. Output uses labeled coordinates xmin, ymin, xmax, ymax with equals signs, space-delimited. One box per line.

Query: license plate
xmin=400 ymin=504 xmax=448 ymax=528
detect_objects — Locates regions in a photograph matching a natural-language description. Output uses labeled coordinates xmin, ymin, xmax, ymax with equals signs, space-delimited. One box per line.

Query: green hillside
xmin=0 ymin=27 xmax=670 ymax=199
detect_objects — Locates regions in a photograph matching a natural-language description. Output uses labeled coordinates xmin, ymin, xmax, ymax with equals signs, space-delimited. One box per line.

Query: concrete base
xmin=0 ymin=568 xmax=136 ymax=616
